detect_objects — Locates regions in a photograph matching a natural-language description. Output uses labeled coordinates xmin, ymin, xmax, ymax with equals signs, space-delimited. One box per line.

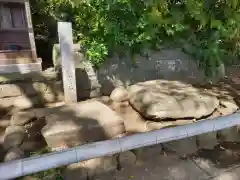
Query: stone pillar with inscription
xmin=58 ymin=22 xmax=77 ymax=103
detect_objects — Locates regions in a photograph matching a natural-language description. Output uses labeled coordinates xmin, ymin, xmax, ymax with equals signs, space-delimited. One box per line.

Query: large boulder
xmin=41 ymin=100 xmax=126 ymax=150
xmin=128 ymin=80 xmax=219 ymax=120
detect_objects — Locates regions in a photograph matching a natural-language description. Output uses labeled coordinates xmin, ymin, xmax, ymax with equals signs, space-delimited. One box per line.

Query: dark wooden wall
xmin=0 ymin=2 xmax=30 ymax=50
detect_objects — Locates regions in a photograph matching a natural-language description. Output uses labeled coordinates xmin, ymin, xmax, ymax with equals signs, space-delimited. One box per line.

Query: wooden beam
xmin=0 ymin=62 xmax=42 ymax=74
xmin=58 ymin=22 xmax=77 ymax=103
xmin=24 ymin=0 xmax=37 ymax=60
xmin=0 ymin=27 xmax=29 ymax=32
xmin=0 ymin=0 xmax=24 ymax=3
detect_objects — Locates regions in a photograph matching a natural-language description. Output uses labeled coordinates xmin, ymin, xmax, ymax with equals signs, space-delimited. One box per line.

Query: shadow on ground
xmin=194 ymin=142 xmax=240 ymax=170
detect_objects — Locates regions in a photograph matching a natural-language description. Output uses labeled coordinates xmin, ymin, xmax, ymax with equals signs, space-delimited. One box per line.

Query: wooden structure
xmin=0 ymin=0 xmax=41 ymax=74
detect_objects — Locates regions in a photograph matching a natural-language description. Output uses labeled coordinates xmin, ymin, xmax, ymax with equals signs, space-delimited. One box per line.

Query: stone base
xmin=41 ymin=100 xmax=126 ymax=149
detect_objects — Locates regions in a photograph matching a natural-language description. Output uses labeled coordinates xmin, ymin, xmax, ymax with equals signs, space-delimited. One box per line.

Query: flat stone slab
xmin=95 ymin=154 xmax=209 ymax=180
xmin=128 ymin=80 xmax=219 ymax=120
xmin=197 ymin=132 xmax=219 ymax=150
xmin=217 ymin=126 xmax=240 ymax=143
xmin=213 ymin=166 xmax=240 ymax=180
xmin=192 ymin=144 xmax=240 ymax=177
xmin=64 ymin=156 xmax=117 ymax=180
xmin=42 ymin=100 xmax=126 ymax=149
xmin=109 ymin=101 xmax=196 ymax=133
xmin=163 ymin=137 xmax=198 ymax=157
xmin=212 ymin=171 xmax=239 ymax=180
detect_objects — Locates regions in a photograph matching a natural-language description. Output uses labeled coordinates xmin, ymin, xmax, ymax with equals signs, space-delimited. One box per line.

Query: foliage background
xmin=30 ymin=0 xmax=240 ymax=77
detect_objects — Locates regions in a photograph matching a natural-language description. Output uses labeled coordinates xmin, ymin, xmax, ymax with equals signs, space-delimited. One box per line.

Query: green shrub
xmin=31 ymin=0 xmax=240 ymax=75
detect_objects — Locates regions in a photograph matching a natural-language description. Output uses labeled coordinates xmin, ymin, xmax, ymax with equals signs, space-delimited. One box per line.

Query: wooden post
xmin=24 ymin=0 xmax=38 ymax=61
xmin=58 ymin=22 xmax=77 ymax=103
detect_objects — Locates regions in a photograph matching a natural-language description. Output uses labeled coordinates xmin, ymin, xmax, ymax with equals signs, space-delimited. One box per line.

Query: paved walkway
xmin=95 ymin=143 xmax=240 ymax=180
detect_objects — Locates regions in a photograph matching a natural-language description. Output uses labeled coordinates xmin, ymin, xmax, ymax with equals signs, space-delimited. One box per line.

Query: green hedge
xmin=31 ymin=0 xmax=240 ymax=76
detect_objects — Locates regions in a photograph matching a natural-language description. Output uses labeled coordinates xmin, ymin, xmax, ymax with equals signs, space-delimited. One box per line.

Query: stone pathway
xmin=95 ymin=147 xmax=240 ymax=180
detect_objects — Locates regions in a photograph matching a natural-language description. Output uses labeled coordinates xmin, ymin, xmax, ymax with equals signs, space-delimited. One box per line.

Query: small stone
xmin=84 ymin=156 xmax=117 ymax=178
xmin=11 ymin=111 xmax=36 ymax=126
xmin=110 ymin=87 xmax=129 ymax=102
xmin=110 ymin=101 xmax=129 ymax=113
xmin=63 ymin=162 xmax=87 ymax=180
xmin=98 ymin=96 xmax=112 ymax=105
xmin=197 ymin=132 xmax=218 ymax=150
xmin=163 ymin=137 xmax=198 ymax=157
xmin=134 ymin=144 xmax=162 ymax=165
xmin=118 ymin=151 xmax=137 ymax=168
xmin=4 ymin=125 xmax=26 ymax=150
xmin=4 ymin=147 xmax=25 ymax=162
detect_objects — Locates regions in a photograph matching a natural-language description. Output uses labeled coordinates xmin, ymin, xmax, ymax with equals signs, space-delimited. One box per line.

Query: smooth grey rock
xmin=128 ymin=80 xmax=219 ymax=120
xmin=42 ymin=100 xmax=125 ymax=149
xmin=110 ymin=87 xmax=129 ymax=102
xmin=4 ymin=147 xmax=25 ymax=162
xmin=4 ymin=125 xmax=25 ymax=150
